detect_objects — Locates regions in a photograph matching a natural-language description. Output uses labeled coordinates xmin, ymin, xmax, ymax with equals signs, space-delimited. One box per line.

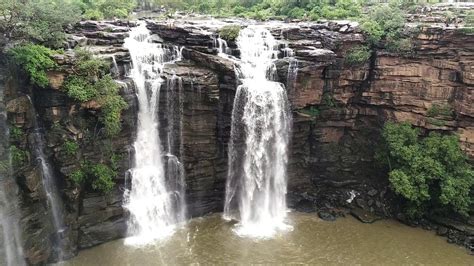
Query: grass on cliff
xmin=376 ymin=122 xmax=473 ymax=218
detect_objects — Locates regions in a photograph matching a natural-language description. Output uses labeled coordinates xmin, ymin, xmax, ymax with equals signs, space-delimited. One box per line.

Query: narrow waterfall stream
xmin=123 ymin=23 xmax=186 ymax=246
xmin=224 ymin=26 xmax=292 ymax=238
xmin=0 ymin=73 xmax=25 ymax=266
xmin=29 ymin=99 xmax=68 ymax=260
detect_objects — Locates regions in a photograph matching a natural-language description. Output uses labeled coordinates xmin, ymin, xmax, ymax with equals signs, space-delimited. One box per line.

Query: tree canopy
xmin=377 ymin=122 xmax=473 ymax=218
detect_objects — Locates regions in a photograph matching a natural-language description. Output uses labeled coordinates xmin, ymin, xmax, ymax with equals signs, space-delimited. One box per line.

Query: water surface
xmin=68 ymin=212 xmax=472 ymax=265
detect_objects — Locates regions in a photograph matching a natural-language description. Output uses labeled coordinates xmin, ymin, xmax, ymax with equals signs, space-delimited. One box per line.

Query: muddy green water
xmin=67 ymin=212 xmax=472 ymax=265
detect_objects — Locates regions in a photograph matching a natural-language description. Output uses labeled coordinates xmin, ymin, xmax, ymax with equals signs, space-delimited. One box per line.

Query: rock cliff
xmin=3 ymin=16 xmax=473 ymax=264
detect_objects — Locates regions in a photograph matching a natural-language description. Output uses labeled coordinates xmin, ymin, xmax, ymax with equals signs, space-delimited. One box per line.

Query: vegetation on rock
xmin=427 ymin=103 xmax=454 ymax=118
xmin=7 ymin=44 xmax=58 ymax=87
xmin=63 ymin=140 xmax=79 ymax=156
xmin=345 ymin=46 xmax=371 ymax=66
xmin=9 ymin=145 xmax=28 ymax=169
xmin=377 ymin=122 xmax=473 ymax=218
xmin=219 ymin=25 xmax=241 ymax=42
xmin=63 ymin=49 xmax=128 ymax=136
xmin=359 ymin=3 xmax=413 ymax=53
xmin=69 ymin=161 xmax=117 ymax=193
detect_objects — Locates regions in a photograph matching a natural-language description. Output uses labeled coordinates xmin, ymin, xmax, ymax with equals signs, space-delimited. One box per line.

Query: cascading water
xmin=28 ymin=98 xmax=68 ymax=259
xmin=214 ymin=36 xmax=229 ymax=55
xmin=0 ymin=75 xmax=25 ymax=266
xmin=224 ymin=26 xmax=292 ymax=238
xmin=123 ymin=22 xmax=186 ymax=246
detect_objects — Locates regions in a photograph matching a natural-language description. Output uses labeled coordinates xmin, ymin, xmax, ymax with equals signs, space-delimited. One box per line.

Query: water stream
xmin=0 ymin=71 xmax=25 ymax=266
xmin=28 ymin=98 xmax=68 ymax=260
xmin=123 ymin=22 xmax=186 ymax=246
xmin=224 ymin=26 xmax=292 ymax=238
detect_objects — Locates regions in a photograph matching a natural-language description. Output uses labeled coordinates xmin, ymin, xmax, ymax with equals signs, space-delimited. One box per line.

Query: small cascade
xmin=214 ymin=36 xmax=229 ymax=56
xmin=28 ymin=97 xmax=68 ymax=259
xmin=164 ymin=74 xmax=186 ymax=223
xmin=110 ymin=55 xmax=119 ymax=76
xmin=24 ymin=96 xmax=69 ymax=260
xmin=0 ymin=80 xmax=25 ymax=266
xmin=123 ymin=22 xmax=186 ymax=246
xmin=287 ymin=57 xmax=299 ymax=93
xmin=224 ymin=26 xmax=292 ymax=238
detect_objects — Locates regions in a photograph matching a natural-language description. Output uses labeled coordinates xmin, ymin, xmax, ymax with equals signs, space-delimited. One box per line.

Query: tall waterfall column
xmin=123 ymin=22 xmax=186 ymax=246
xmin=0 ymin=66 xmax=25 ymax=266
xmin=224 ymin=26 xmax=293 ymax=238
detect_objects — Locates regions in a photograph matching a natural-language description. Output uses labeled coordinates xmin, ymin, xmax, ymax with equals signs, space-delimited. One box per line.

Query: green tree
xmin=1 ymin=0 xmax=81 ymax=47
xmin=8 ymin=44 xmax=58 ymax=87
xmin=378 ymin=122 xmax=473 ymax=218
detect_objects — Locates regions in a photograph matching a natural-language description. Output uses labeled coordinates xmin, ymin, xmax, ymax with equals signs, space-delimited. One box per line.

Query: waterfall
xmin=214 ymin=36 xmax=229 ymax=55
xmin=0 ymin=77 xmax=25 ymax=265
xmin=123 ymin=22 xmax=186 ymax=246
xmin=224 ymin=26 xmax=292 ymax=238
xmin=28 ymin=98 xmax=68 ymax=259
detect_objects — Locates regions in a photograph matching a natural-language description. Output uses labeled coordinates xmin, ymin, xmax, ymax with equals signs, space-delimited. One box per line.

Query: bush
xmin=63 ymin=49 xmax=127 ymax=136
xmin=359 ymin=18 xmax=384 ymax=45
xmin=345 ymin=46 xmax=371 ymax=66
xmin=63 ymin=140 xmax=79 ymax=156
xmin=69 ymin=162 xmax=116 ymax=193
xmin=91 ymin=164 xmax=116 ymax=192
xmin=359 ymin=4 xmax=412 ymax=54
xmin=377 ymin=122 xmax=473 ymax=218
xmin=288 ymin=7 xmax=305 ymax=19
xmin=427 ymin=104 xmax=454 ymax=118
xmin=219 ymin=25 xmax=241 ymax=42
xmin=10 ymin=145 xmax=28 ymax=169
xmin=8 ymin=44 xmax=58 ymax=87
xmin=1 ymin=0 xmax=81 ymax=46
xmin=9 ymin=126 xmax=24 ymax=142
xmin=75 ymin=0 xmax=137 ymax=20
xmin=69 ymin=169 xmax=86 ymax=185
xmin=96 ymin=76 xmax=128 ymax=136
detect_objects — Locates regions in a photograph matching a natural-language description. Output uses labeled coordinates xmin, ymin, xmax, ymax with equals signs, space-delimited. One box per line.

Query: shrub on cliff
xmin=359 ymin=3 xmax=413 ymax=54
xmin=345 ymin=46 xmax=371 ymax=66
xmin=69 ymin=162 xmax=116 ymax=193
xmin=377 ymin=122 xmax=474 ymax=218
xmin=219 ymin=25 xmax=241 ymax=42
xmin=8 ymin=44 xmax=58 ymax=88
xmin=63 ymin=49 xmax=127 ymax=136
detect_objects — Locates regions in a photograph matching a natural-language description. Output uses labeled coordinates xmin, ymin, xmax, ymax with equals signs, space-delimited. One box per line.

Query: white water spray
xmin=0 ymin=81 xmax=25 ymax=266
xmin=224 ymin=26 xmax=292 ymax=238
xmin=214 ymin=36 xmax=229 ymax=56
xmin=123 ymin=23 xmax=186 ymax=246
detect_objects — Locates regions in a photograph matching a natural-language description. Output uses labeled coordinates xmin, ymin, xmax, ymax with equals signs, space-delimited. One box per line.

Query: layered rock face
xmin=2 ymin=16 xmax=473 ymax=264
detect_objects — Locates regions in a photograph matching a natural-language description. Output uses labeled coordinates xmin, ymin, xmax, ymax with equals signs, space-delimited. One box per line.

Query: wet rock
xmin=437 ymin=226 xmax=448 ymax=236
xmin=318 ymin=211 xmax=337 ymax=221
xmin=355 ymin=198 xmax=367 ymax=209
xmin=350 ymin=208 xmax=383 ymax=224
xmin=368 ymin=189 xmax=378 ymax=197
